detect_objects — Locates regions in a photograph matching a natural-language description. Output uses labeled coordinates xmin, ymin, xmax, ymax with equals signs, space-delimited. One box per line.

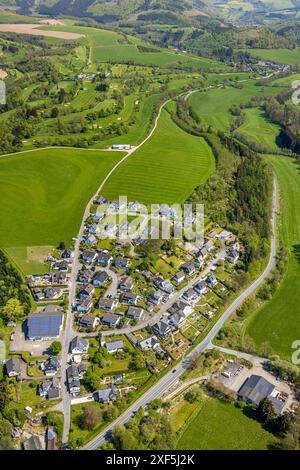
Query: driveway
xmin=10 ymin=324 xmax=55 ymax=356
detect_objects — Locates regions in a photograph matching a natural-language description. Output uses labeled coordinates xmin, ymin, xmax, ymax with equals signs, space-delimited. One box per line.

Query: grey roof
xmin=238 ymin=375 xmax=275 ymax=406
xmin=268 ymin=395 xmax=286 ymax=414
xmin=28 ymin=306 xmax=63 ymax=339
xmin=23 ymin=435 xmax=42 ymax=451
xmin=47 ymin=427 xmax=57 ymax=442
xmin=6 ymin=357 xmax=21 ymax=375
xmin=67 ymin=364 xmax=79 ymax=380
xmin=126 ymin=306 xmax=143 ymax=319
xmin=102 ymin=313 xmax=120 ymax=325
xmin=70 ymin=336 xmax=89 ymax=353
xmin=106 ymin=340 xmax=124 ymax=352
xmin=93 ymin=271 xmax=109 ymax=282
xmin=95 ymin=386 xmax=117 ymax=403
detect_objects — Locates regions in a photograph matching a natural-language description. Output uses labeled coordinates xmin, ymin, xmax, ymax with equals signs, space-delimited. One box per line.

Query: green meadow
xmin=176 ymin=397 xmax=278 ymax=450
xmin=101 ymin=109 xmax=215 ymax=204
xmin=189 ymin=82 xmax=284 ymax=132
xmin=39 ymin=24 xmax=226 ymax=70
xmin=247 ymin=154 xmax=300 ymax=360
xmin=0 ymin=148 xmax=122 ymax=273
xmin=235 ymin=108 xmax=281 ymax=150
xmin=249 ymin=48 xmax=300 ymax=66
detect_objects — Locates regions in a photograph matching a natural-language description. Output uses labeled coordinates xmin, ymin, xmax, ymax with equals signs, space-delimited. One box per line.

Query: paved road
xmin=60 ymin=96 xmax=175 ymax=444
xmin=82 ymin=177 xmax=278 ymax=450
xmin=77 ymin=247 xmax=226 ymax=341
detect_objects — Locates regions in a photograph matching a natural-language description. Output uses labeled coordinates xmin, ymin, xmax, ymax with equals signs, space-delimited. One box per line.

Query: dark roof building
xmin=23 ymin=435 xmax=42 ymax=451
xmin=5 ymin=357 xmax=21 ymax=377
xmin=238 ymin=375 xmax=285 ymax=413
xmin=27 ymin=306 xmax=64 ymax=341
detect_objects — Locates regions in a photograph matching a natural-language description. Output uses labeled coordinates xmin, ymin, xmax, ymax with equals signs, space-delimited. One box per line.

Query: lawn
xmin=101 ymin=109 xmax=215 ymax=204
xmin=235 ymin=108 xmax=281 ymax=150
xmin=0 ymin=148 xmax=123 ymax=273
xmin=249 ymin=48 xmax=300 ymax=66
xmin=247 ymin=154 xmax=300 ymax=360
xmin=176 ymin=396 xmax=279 ymax=450
xmin=189 ymin=82 xmax=285 ymax=132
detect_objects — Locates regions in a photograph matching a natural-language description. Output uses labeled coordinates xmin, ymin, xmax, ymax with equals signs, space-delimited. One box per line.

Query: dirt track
xmin=0 ymin=23 xmax=84 ymax=40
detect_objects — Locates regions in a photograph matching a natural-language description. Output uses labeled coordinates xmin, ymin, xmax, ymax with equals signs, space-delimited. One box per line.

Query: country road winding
xmin=82 ymin=176 xmax=278 ymax=450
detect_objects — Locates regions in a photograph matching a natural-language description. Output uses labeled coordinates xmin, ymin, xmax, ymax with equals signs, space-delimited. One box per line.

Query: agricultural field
xmin=189 ymin=81 xmax=285 ymax=132
xmin=175 ymin=395 xmax=279 ymax=450
xmin=101 ymin=109 xmax=215 ymax=204
xmin=247 ymin=154 xmax=300 ymax=360
xmin=38 ymin=24 xmax=227 ymax=70
xmin=249 ymin=48 xmax=300 ymax=66
xmin=235 ymin=108 xmax=281 ymax=150
xmin=0 ymin=148 xmax=123 ymax=274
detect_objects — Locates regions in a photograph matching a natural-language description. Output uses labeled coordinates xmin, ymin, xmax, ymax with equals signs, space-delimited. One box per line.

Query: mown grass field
xmin=189 ymin=81 xmax=284 ymax=132
xmin=102 ymin=109 xmax=215 ymax=204
xmin=175 ymin=396 xmax=279 ymax=450
xmin=247 ymin=154 xmax=300 ymax=360
xmin=249 ymin=48 xmax=300 ymax=66
xmin=236 ymin=108 xmax=281 ymax=150
xmin=0 ymin=148 xmax=123 ymax=273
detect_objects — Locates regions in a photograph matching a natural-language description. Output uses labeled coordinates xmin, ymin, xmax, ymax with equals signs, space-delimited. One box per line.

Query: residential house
xmin=62 ymin=249 xmax=72 ymax=259
xmin=84 ymin=234 xmax=97 ymax=246
xmin=157 ymin=278 xmax=175 ymax=294
xmin=122 ymin=292 xmax=142 ymax=305
xmin=98 ymin=297 xmax=119 ymax=311
xmin=126 ymin=306 xmax=144 ymax=321
xmin=42 ymin=356 xmax=60 ymax=377
xmin=181 ymin=262 xmax=195 ymax=276
xmin=23 ymin=435 xmax=42 ymax=451
xmin=51 ymin=272 xmax=67 ymax=284
xmin=88 ymin=223 xmax=97 ymax=234
xmin=169 ymin=311 xmax=187 ymax=328
xmin=70 ymin=336 xmax=89 ymax=355
xmin=114 ymin=257 xmax=131 ymax=269
xmin=227 ymin=247 xmax=240 ymax=265
xmin=105 ymin=340 xmax=124 ymax=354
xmin=94 ymin=386 xmax=117 ymax=404
xmin=32 ymin=288 xmax=45 ymax=301
xmin=149 ymin=290 xmax=164 ymax=305
xmin=5 ymin=358 xmax=21 ymax=377
xmin=27 ymin=305 xmax=64 ymax=341
xmin=78 ymin=313 xmax=100 ymax=330
xmin=194 ymin=281 xmax=207 ymax=296
xmin=46 ymin=427 xmax=58 ymax=450
xmin=92 ymin=271 xmax=109 ymax=287
xmin=206 ymin=274 xmax=218 ymax=288
xmin=66 ymin=365 xmax=80 ymax=395
xmin=52 ymin=260 xmax=69 ymax=272
xmin=79 ymin=284 xmax=95 ymax=298
xmin=138 ymin=336 xmax=164 ymax=354
xmin=173 ymin=271 xmax=185 ymax=285
xmin=168 ymin=300 xmax=191 ymax=316
xmin=119 ymin=276 xmax=134 ymax=292
xmin=102 ymin=313 xmax=121 ymax=328
xmin=97 ymin=251 xmax=113 ymax=267
xmin=77 ymin=297 xmax=93 ymax=313
xmin=39 ymin=378 xmax=60 ymax=399
xmin=81 ymin=250 xmax=98 ymax=264
xmin=203 ymin=240 xmax=215 ymax=252
xmin=78 ymin=269 xmax=93 ymax=283
xmin=77 ymin=363 xmax=87 ymax=379
xmin=152 ymin=320 xmax=172 ymax=338
xmin=182 ymin=288 xmax=198 ymax=304
xmin=44 ymin=287 xmax=62 ymax=300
